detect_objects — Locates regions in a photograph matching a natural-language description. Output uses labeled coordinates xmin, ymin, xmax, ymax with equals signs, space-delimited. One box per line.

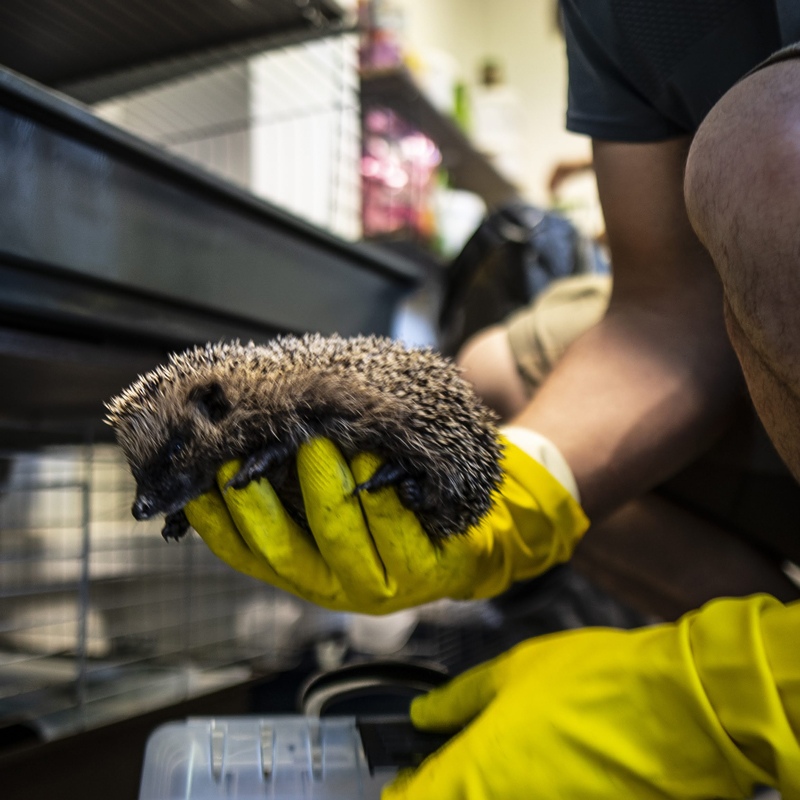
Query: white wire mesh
xmin=93 ymin=34 xmax=362 ymax=240
xmin=0 ymin=445 xmax=324 ymax=740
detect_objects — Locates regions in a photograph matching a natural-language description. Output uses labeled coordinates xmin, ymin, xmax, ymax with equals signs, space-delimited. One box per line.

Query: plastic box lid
xmin=138 ymin=716 xmax=397 ymax=800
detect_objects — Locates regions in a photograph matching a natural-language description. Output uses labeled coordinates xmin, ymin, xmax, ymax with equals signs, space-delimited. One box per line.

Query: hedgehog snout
xmin=131 ymin=470 xmax=212 ymax=521
xmin=132 ymin=494 xmax=157 ymax=520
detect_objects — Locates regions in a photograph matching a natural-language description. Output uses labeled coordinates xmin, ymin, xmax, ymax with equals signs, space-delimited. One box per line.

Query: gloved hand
xmin=384 ymin=594 xmax=800 ymax=800
xmin=184 ymin=431 xmax=588 ymax=614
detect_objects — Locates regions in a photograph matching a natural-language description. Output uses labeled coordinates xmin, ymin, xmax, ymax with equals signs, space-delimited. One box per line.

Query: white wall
xmin=402 ymin=0 xmax=487 ymax=86
xmin=399 ymin=0 xmax=597 ymax=215
xmin=483 ymin=0 xmax=591 ymax=205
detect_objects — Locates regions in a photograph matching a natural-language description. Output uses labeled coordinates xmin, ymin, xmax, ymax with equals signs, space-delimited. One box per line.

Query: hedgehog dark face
xmin=107 ymin=375 xmax=238 ymax=521
xmin=129 ymin=427 xmax=204 ymax=520
xmin=133 ymin=381 xmax=237 ymax=519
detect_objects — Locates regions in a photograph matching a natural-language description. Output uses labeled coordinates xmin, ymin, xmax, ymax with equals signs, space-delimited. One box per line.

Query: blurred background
xmin=1 ymin=2 xmax=796 ymax=798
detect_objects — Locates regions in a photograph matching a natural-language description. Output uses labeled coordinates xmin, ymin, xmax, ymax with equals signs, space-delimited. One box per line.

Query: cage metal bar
xmin=60 ymin=15 xmax=355 ymax=104
xmin=74 ymin=478 xmax=91 ymax=711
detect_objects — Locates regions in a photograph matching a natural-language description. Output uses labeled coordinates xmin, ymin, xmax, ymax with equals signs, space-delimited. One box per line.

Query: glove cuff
xmin=466 ymin=432 xmax=589 ymax=600
xmin=501 ymin=426 xmax=580 ymax=503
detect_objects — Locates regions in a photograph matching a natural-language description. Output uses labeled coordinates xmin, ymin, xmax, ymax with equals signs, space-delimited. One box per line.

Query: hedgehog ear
xmin=189 ymin=382 xmax=231 ymax=423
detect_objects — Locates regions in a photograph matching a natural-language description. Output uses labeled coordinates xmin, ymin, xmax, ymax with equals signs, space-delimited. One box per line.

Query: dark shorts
xmin=561 ymin=0 xmax=787 ymax=142
xmin=754 ymin=42 xmax=800 ymax=73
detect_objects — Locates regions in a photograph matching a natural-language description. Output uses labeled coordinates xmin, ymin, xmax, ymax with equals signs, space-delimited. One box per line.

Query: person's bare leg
xmin=685 ymin=58 xmax=800 ymax=481
xmin=456 ymin=326 xmax=529 ymax=421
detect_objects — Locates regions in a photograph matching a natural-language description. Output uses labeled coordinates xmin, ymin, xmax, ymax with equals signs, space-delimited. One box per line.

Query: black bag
xmin=438 ymin=202 xmax=606 ymax=356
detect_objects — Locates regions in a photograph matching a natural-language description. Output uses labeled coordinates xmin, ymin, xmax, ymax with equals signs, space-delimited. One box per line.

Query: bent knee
xmin=686 ymin=58 xmax=800 ymax=342
xmin=685 ymin=58 xmax=800 ymax=261
xmin=686 ymin=58 xmax=800 ymax=378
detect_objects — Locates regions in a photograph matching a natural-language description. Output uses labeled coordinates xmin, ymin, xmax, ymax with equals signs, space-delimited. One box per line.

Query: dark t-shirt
xmin=561 ymin=0 xmax=800 ymax=141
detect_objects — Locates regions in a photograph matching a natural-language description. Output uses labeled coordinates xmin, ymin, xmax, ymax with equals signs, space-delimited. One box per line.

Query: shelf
xmin=0 ymin=67 xmax=422 ymax=336
xmin=362 ymin=234 xmax=446 ymax=274
xmin=0 ymin=66 xmax=424 ymax=439
xmin=0 ymin=0 xmax=350 ymax=103
xmin=361 ymin=67 xmax=520 ymax=210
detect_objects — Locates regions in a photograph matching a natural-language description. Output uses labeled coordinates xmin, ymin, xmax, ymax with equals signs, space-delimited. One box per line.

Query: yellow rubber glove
xmin=384 ymin=594 xmax=800 ymax=800
xmin=184 ymin=435 xmax=588 ymax=614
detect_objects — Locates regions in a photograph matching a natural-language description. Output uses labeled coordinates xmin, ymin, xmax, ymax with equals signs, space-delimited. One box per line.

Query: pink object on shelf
xmin=361 ymin=108 xmax=441 ymax=240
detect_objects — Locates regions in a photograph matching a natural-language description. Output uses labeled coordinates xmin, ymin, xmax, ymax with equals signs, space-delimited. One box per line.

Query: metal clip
xmin=309 ymin=721 xmax=323 ymax=781
xmin=260 ymin=723 xmax=274 ymax=778
xmin=210 ymin=725 xmax=225 ymax=781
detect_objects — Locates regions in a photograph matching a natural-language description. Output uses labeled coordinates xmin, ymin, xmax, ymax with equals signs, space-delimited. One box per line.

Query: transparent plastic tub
xmin=138 ymin=716 xmax=397 ymax=800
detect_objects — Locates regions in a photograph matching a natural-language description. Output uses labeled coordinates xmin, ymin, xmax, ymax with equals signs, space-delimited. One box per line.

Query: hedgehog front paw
xmin=226 ymin=443 xmax=293 ymax=490
xmin=352 ymin=461 xmax=409 ymax=496
xmin=396 ymin=476 xmax=424 ymax=512
xmin=351 ymin=461 xmax=422 ymax=508
xmin=162 ymin=509 xmax=190 ymax=541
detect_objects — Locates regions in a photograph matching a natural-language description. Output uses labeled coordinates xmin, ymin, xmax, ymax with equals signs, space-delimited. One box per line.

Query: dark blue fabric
xmin=561 ymin=0 xmax=788 ymax=141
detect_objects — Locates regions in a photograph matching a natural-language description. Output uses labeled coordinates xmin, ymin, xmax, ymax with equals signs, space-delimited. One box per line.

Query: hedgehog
xmin=104 ymin=334 xmax=503 ymax=543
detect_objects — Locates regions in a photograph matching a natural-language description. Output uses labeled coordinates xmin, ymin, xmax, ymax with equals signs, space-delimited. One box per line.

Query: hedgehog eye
xmin=189 ymin=382 xmax=231 ymax=423
xmin=165 ymin=438 xmax=184 ymax=462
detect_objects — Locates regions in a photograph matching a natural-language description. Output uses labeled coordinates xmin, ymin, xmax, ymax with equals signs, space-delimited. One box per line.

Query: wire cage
xmin=0 ymin=444 xmax=333 ymax=741
xmin=92 ymin=33 xmax=363 ymax=241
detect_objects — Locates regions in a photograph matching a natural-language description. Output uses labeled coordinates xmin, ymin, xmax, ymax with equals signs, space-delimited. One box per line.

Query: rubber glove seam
xmin=352 ymin=489 xmax=394 ymax=597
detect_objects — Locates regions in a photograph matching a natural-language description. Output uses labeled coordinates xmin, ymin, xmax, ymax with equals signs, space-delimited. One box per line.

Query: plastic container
xmin=138 ymin=716 xmax=397 ymax=800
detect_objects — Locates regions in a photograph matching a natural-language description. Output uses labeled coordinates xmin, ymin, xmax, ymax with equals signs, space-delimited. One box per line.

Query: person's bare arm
xmin=514 ymin=137 xmax=743 ymax=520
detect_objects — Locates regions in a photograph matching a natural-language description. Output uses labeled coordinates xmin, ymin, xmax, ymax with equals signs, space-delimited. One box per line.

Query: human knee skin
xmin=456 ymin=326 xmax=529 ymax=421
xmin=685 ymin=59 xmax=800 ymax=480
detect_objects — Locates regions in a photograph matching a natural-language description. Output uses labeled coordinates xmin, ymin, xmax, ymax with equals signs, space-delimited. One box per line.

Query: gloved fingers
xmin=213 ymin=461 xmax=346 ymax=608
xmin=381 ymin=767 xmax=415 ymax=796
xmin=297 ymin=439 xmax=394 ymax=606
xmin=349 ymin=452 xmax=439 ymax=582
xmin=380 ymin=736 xmax=471 ymax=800
xmin=410 ymin=658 xmax=501 ymax=731
xmin=185 ymin=487 xmax=296 ymax=594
